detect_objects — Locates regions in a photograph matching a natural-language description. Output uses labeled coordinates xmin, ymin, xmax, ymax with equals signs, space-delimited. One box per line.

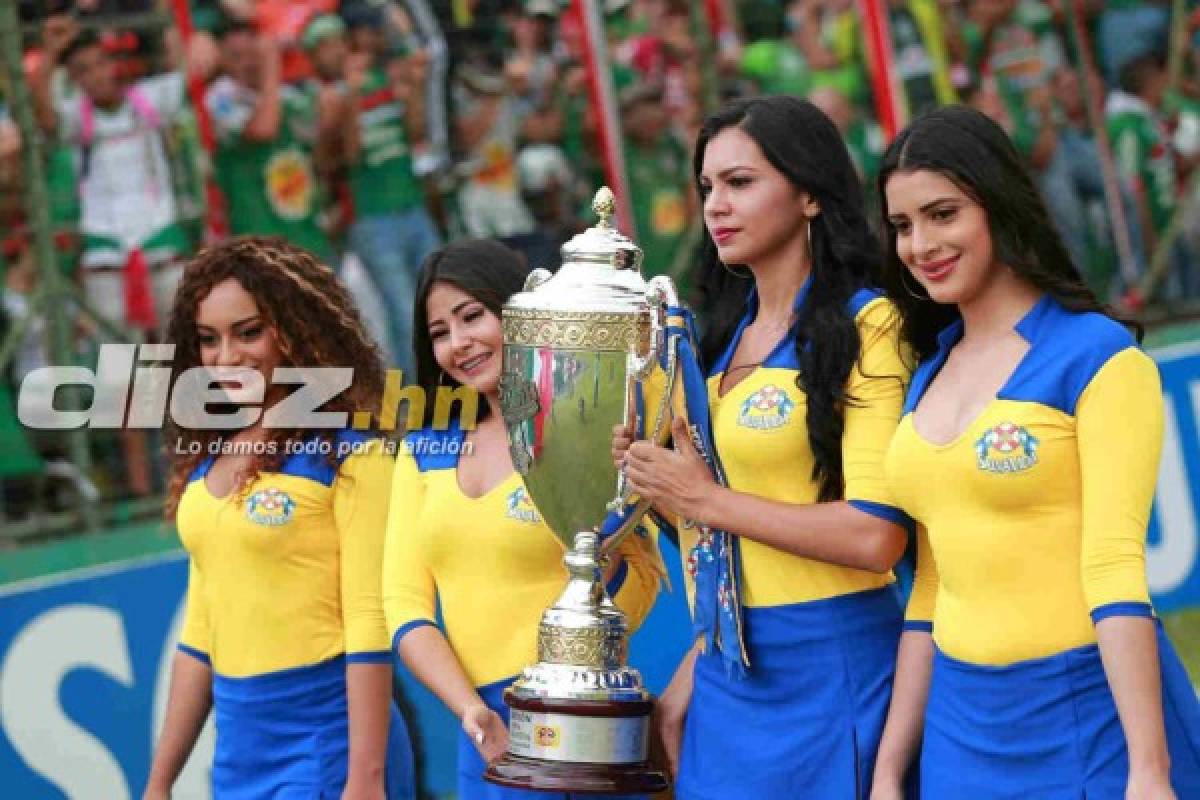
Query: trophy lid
xmin=559 ymin=188 xmax=644 ymax=272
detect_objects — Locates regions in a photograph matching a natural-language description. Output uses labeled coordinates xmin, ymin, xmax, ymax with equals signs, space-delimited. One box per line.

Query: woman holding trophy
xmin=618 ymin=96 xmax=913 ymax=798
xmin=382 ymin=239 xmax=663 ymax=800
xmin=869 ymin=106 xmax=1200 ymax=798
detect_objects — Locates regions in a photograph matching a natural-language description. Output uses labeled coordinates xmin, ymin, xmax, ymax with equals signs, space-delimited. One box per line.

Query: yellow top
xmin=382 ymin=425 xmax=662 ymax=687
xmin=677 ymin=287 xmax=912 ymax=610
xmin=886 ymin=297 xmax=1161 ymax=665
xmin=176 ymin=431 xmax=394 ymax=677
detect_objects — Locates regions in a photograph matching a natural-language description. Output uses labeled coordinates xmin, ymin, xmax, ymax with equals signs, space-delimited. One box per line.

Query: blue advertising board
xmin=3 ymin=343 xmax=1200 ymax=797
xmin=0 ymin=544 xmax=692 ymax=799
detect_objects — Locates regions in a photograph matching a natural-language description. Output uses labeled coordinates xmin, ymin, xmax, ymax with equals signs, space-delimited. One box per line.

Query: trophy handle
xmin=523 ymin=267 xmax=554 ymax=292
xmin=607 ymin=276 xmax=683 ymax=549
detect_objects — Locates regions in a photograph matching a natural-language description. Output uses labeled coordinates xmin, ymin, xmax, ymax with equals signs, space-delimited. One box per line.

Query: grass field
xmin=1164 ymin=609 xmax=1200 ymax=683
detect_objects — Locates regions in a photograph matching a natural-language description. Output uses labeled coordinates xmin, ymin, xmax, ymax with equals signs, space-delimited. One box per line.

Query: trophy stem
xmin=483 ymin=527 xmax=667 ymax=793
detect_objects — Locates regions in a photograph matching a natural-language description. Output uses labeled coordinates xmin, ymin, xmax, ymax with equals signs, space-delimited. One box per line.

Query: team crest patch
xmin=245 ymin=488 xmax=296 ymax=526
xmin=975 ymin=422 xmax=1039 ymax=474
xmin=506 ymin=486 xmax=541 ymax=524
xmin=737 ymin=384 xmax=795 ymax=430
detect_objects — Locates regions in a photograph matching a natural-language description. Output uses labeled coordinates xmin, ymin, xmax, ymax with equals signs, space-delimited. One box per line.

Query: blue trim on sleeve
xmin=848 ymin=499 xmax=915 ymax=534
xmin=605 ymin=559 xmax=630 ymax=597
xmin=391 ymin=619 xmax=436 ymax=652
xmin=345 ymin=650 xmax=393 ymax=665
xmin=1090 ymin=602 xmax=1155 ymax=623
xmin=903 ymin=620 xmax=933 ymax=633
xmin=177 ymin=642 xmax=211 ymax=665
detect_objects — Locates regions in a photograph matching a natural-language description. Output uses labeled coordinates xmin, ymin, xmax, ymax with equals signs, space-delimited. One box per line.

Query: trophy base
xmin=484 ymin=754 xmax=669 ymax=795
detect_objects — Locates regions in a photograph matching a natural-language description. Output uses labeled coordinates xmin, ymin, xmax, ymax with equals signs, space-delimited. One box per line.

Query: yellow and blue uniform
xmin=886 ymin=295 xmax=1200 ymax=798
xmin=176 ymin=430 xmax=414 ymax=799
xmin=382 ymin=422 xmax=662 ymax=800
xmin=674 ymin=283 xmax=913 ymax=800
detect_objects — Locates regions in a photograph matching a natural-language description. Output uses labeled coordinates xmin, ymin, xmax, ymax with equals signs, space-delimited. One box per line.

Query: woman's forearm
xmin=397 ymin=625 xmax=484 ymax=719
xmin=1095 ymin=616 xmax=1172 ymax=775
xmin=873 ymin=631 xmax=934 ymax=786
xmin=345 ymin=663 xmax=393 ymax=783
xmin=145 ymin=652 xmax=213 ymax=793
xmin=695 ymin=486 xmax=907 ymax=573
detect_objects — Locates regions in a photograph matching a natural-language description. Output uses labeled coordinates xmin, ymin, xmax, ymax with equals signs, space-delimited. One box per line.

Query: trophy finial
xmin=593 ymin=187 xmax=615 ymax=228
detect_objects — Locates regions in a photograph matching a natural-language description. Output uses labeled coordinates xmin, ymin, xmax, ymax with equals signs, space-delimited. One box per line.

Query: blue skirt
xmin=676 ymin=586 xmax=904 ymax=800
xmin=455 ymin=677 xmax=649 ymax=800
xmin=922 ymin=621 xmax=1200 ymax=799
xmin=211 ymin=655 xmax=415 ymax=799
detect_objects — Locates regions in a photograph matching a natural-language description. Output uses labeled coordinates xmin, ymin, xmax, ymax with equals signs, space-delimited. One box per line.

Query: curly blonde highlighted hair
xmin=164 ymin=237 xmax=386 ymax=518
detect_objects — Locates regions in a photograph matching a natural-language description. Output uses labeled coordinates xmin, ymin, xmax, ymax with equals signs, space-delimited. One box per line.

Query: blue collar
xmin=711 ymin=275 xmax=814 ymax=377
xmin=932 ymin=293 xmax=1053 ymax=356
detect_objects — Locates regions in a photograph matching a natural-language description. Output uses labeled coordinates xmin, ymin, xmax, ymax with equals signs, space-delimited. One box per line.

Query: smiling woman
xmin=872 ymin=105 xmax=1200 ymax=800
xmin=383 ymin=239 xmax=663 ymax=800
xmin=146 ymin=236 xmax=415 ymax=800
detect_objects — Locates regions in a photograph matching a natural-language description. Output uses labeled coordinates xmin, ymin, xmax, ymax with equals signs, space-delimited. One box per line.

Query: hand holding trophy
xmin=485 ymin=188 xmax=678 ymax=793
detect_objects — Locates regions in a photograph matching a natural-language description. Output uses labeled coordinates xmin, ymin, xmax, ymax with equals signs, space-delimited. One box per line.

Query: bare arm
xmin=343 ymin=663 xmax=393 ymax=795
xmin=1095 ymin=617 xmax=1174 ymax=795
xmin=869 ymin=631 xmax=933 ymax=799
xmin=144 ymin=652 xmax=213 ymax=798
xmin=397 ymin=52 xmax=429 ymax=146
xmin=624 ymin=419 xmax=907 ymax=573
xmin=33 ymin=15 xmax=78 ymax=136
xmin=242 ymin=38 xmax=282 ymax=142
xmin=695 ymin=487 xmax=907 ymax=573
xmin=397 ymin=625 xmax=508 ymax=763
xmin=654 ymin=642 xmax=700 ymax=777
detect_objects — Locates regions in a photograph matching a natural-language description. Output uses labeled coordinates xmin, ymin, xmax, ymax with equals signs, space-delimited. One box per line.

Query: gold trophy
xmin=485 ymin=188 xmax=676 ymax=793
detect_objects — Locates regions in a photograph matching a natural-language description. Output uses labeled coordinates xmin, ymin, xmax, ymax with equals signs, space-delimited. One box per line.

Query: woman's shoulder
xmin=402 ymin=423 xmax=469 ymax=473
xmin=1009 ymin=299 xmax=1144 ymax=415
xmin=847 ymin=289 xmax=903 ymax=339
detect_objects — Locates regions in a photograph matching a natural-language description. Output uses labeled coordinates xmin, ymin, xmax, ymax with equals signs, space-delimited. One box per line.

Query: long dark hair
xmin=692 ymin=95 xmax=884 ymax=502
xmin=412 ymin=238 xmax=531 ymax=426
xmin=876 ymin=105 xmax=1139 ymax=361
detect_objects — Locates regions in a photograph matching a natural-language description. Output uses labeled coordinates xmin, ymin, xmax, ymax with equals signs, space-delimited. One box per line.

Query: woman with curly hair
xmin=145 ymin=236 xmax=414 ymax=800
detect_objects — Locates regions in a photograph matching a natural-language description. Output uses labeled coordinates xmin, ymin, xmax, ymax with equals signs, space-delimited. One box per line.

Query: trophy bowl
xmin=484 ymin=189 xmax=674 ymax=794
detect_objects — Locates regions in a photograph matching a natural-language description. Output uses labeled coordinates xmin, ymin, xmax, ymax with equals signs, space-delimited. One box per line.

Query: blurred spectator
xmin=808 ymin=84 xmax=884 ymax=191
xmin=31 ymin=15 xmax=192 ymax=337
xmin=1097 ymin=0 xmax=1171 ymax=84
xmin=205 ymin=22 xmax=333 ymax=261
xmin=453 ymin=60 xmax=535 ymax=238
xmin=886 ymin=0 xmax=959 ymax=119
xmin=505 ymin=2 xmax=560 ymax=117
xmin=510 ymin=142 xmax=576 ymax=270
xmin=338 ymin=6 xmax=441 ymax=377
xmin=1107 ymin=51 xmax=1193 ymax=297
xmin=620 ymin=82 xmax=693 ymax=287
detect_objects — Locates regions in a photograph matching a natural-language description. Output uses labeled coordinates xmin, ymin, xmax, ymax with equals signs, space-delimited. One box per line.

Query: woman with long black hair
xmin=870 ymin=105 xmax=1200 ymax=799
xmin=618 ymin=95 xmax=913 ymax=798
xmin=382 ymin=239 xmax=662 ymax=800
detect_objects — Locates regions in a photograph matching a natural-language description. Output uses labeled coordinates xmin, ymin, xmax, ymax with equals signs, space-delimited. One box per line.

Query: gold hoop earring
xmin=720 ymin=260 xmax=749 ymax=279
xmin=898 ymin=269 xmax=929 ymax=301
